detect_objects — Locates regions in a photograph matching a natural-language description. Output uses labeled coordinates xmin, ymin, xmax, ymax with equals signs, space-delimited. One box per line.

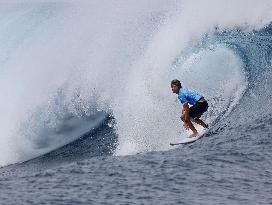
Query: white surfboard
xmin=170 ymin=125 xmax=211 ymax=146
xmin=170 ymin=134 xmax=203 ymax=146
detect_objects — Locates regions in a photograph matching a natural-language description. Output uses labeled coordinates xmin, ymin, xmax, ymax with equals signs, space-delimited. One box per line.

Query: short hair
xmin=171 ymin=79 xmax=181 ymax=88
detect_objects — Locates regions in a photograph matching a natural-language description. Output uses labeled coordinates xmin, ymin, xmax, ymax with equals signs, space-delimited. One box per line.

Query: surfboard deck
xmin=170 ymin=134 xmax=203 ymax=146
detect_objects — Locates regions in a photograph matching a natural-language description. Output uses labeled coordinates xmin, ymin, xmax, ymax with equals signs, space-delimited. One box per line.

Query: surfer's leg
xmin=189 ymin=101 xmax=209 ymax=129
xmin=185 ymin=119 xmax=198 ymax=137
xmin=181 ymin=114 xmax=189 ymax=129
xmin=192 ymin=118 xmax=208 ymax=128
xmin=181 ymin=115 xmax=198 ymax=136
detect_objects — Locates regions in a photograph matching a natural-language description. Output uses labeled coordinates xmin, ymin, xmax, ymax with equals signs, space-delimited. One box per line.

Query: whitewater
xmin=0 ymin=1 xmax=272 ymax=204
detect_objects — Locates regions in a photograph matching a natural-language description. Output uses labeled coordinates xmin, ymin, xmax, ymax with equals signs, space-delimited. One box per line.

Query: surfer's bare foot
xmin=189 ymin=132 xmax=198 ymax=138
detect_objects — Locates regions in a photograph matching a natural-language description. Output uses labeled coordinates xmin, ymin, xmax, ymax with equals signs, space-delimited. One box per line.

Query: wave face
xmin=0 ymin=0 xmax=271 ymax=166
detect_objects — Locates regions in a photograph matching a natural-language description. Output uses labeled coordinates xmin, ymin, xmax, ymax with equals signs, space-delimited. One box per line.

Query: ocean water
xmin=0 ymin=1 xmax=272 ymax=204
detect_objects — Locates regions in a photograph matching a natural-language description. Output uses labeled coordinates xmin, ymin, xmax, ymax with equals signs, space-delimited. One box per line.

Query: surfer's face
xmin=171 ymin=84 xmax=180 ymax=94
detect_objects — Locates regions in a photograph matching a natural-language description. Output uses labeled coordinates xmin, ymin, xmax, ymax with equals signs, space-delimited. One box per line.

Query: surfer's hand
xmin=183 ymin=123 xmax=189 ymax=130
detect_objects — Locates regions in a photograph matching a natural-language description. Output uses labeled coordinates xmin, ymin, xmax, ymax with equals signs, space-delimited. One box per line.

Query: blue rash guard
xmin=178 ymin=87 xmax=203 ymax=105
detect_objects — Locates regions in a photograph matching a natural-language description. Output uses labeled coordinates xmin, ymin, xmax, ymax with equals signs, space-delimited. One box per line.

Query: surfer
xmin=171 ymin=79 xmax=208 ymax=138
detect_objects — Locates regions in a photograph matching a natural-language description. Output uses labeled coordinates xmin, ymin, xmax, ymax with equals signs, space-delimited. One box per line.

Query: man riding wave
xmin=171 ymin=79 xmax=208 ymax=137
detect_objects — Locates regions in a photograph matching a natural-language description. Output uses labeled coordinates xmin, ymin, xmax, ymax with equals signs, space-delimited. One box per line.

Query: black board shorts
xmin=189 ymin=99 xmax=208 ymax=119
